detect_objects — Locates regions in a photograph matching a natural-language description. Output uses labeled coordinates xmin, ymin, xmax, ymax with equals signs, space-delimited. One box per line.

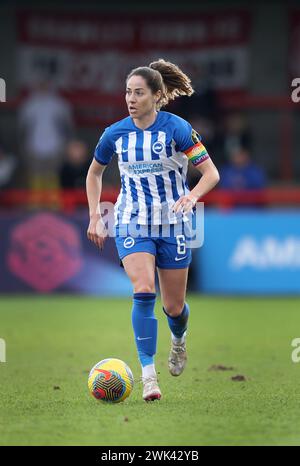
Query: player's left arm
xmin=173 ymin=121 xmax=220 ymax=214
xmin=191 ymin=156 xmax=220 ymax=202
xmin=173 ymin=157 xmax=220 ymax=214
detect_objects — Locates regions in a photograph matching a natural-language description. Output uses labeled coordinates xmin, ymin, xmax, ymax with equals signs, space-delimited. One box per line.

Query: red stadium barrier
xmin=0 ymin=188 xmax=118 ymax=212
xmin=0 ymin=187 xmax=299 ymax=212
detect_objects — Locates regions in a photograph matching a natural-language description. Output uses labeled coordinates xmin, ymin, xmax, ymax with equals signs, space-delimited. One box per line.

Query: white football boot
xmin=168 ymin=338 xmax=187 ymax=376
xmin=142 ymin=376 xmax=162 ymax=402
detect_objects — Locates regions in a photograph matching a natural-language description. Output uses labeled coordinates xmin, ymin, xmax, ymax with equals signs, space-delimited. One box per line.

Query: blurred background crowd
xmin=0 ymin=0 xmax=299 ymax=203
xmin=3 ymin=78 xmax=267 ymax=195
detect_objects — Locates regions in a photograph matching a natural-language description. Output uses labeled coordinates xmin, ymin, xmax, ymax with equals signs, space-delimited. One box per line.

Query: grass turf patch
xmin=0 ymin=295 xmax=300 ymax=446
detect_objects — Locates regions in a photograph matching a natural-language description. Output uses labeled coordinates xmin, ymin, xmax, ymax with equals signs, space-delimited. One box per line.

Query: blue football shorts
xmin=115 ymin=234 xmax=192 ymax=269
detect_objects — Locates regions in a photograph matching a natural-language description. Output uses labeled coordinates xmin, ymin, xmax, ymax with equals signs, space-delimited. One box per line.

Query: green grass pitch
xmin=0 ymin=295 xmax=300 ymax=446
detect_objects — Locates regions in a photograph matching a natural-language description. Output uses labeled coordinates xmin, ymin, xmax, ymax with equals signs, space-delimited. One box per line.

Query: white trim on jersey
xmin=142 ymin=130 xmax=153 ymax=162
xmin=128 ymin=132 xmax=137 ymax=163
xmin=174 ymin=168 xmax=190 ymax=222
xmin=134 ymin=177 xmax=148 ymax=225
xmin=158 ymin=131 xmax=166 ymax=151
xmin=114 ymin=194 xmax=122 ymax=225
xmin=115 ymin=136 xmax=122 ymax=156
xmin=147 ymin=175 xmax=162 ymax=225
xmin=121 ymin=175 xmax=134 ymax=224
xmin=171 ymin=139 xmax=177 ymax=157
xmin=162 ymin=174 xmax=178 ymax=225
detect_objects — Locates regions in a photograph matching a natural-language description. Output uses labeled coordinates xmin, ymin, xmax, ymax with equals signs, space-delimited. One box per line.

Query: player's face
xmin=126 ymin=75 xmax=160 ymax=119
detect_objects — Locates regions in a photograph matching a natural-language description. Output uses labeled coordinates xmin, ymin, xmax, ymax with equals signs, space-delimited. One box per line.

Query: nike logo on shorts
xmin=175 ymin=256 xmax=187 ymax=261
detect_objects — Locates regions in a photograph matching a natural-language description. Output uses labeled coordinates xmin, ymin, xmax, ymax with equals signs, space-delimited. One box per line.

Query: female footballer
xmin=86 ymin=59 xmax=219 ymax=401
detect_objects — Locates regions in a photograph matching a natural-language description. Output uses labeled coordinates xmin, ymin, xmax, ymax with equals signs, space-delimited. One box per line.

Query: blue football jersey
xmin=94 ymin=111 xmax=209 ymax=227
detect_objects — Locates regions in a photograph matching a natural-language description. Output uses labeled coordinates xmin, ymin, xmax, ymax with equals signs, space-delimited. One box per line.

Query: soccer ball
xmin=88 ymin=358 xmax=134 ymax=403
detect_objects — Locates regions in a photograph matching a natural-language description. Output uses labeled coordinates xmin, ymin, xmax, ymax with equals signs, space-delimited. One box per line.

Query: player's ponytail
xmin=127 ymin=59 xmax=194 ymax=109
xmin=149 ymin=59 xmax=194 ymax=108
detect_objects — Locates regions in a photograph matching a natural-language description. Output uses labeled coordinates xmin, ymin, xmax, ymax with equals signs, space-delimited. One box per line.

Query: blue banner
xmin=195 ymin=209 xmax=300 ymax=294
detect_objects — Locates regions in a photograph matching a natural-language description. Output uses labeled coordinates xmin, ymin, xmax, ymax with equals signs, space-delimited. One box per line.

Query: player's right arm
xmin=86 ymin=127 xmax=114 ymax=250
xmin=86 ymin=159 xmax=107 ymax=250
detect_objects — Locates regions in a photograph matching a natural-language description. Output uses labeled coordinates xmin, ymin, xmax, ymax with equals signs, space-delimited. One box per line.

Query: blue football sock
xmin=163 ymin=302 xmax=190 ymax=339
xmin=132 ymin=293 xmax=157 ymax=368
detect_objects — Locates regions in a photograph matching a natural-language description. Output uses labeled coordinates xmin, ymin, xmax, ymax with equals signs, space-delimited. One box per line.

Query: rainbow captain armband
xmin=184 ymin=142 xmax=210 ymax=167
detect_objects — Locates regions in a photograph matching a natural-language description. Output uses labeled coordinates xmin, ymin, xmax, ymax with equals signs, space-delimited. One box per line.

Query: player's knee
xmin=134 ymin=283 xmax=156 ymax=294
xmin=164 ymin=301 xmax=185 ymax=318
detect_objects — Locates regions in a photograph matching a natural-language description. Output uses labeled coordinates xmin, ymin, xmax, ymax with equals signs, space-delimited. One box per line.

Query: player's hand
xmin=172 ymin=194 xmax=198 ymax=214
xmin=87 ymin=214 xmax=108 ymax=250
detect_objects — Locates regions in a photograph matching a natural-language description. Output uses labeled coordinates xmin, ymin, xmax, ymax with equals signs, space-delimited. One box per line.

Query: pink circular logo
xmin=8 ymin=213 xmax=83 ymax=292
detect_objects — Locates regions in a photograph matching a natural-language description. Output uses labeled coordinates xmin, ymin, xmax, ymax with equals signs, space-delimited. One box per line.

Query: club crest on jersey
xmin=124 ymin=237 xmax=135 ymax=249
xmin=152 ymin=141 xmax=165 ymax=154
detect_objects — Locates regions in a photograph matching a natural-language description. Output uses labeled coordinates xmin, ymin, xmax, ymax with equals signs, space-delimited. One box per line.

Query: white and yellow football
xmin=88 ymin=358 xmax=134 ymax=403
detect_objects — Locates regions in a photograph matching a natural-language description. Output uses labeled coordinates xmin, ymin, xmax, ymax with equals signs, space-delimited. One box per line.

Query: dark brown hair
xmin=127 ymin=58 xmax=194 ymax=109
